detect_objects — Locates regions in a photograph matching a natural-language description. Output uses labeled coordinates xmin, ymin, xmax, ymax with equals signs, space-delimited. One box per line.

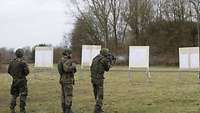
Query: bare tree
xmin=72 ymin=0 xmax=111 ymax=47
xmin=108 ymin=0 xmax=128 ymax=48
xmin=70 ymin=0 xmax=128 ymax=49
xmin=124 ymin=0 xmax=154 ymax=45
xmin=190 ymin=0 xmax=200 ymax=46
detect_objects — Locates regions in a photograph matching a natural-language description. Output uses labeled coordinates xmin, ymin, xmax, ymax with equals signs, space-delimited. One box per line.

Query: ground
xmin=1 ymin=65 xmax=200 ymax=113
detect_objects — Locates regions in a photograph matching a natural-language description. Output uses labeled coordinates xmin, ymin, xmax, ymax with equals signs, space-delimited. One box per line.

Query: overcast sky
xmin=0 ymin=0 xmax=76 ymax=49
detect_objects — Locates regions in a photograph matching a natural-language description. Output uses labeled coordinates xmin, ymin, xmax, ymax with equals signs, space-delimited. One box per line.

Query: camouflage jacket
xmin=90 ymin=54 xmax=111 ymax=79
xmin=57 ymin=56 xmax=77 ymax=84
xmin=8 ymin=58 xmax=29 ymax=79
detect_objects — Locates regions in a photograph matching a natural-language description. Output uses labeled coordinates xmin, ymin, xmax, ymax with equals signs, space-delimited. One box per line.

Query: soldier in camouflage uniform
xmin=90 ymin=48 xmax=111 ymax=113
xmin=58 ymin=48 xmax=77 ymax=113
xmin=8 ymin=49 xmax=30 ymax=113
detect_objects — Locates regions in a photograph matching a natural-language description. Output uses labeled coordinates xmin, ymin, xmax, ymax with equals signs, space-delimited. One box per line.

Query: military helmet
xmin=15 ymin=49 xmax=24 ymax=58
xmin=62 ymin=48 xmax=72 ymax=56
xmin=100 ymin=48 xmax=109 ymax=56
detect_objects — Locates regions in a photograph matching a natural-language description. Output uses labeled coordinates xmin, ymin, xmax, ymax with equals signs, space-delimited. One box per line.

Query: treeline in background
xmin=0 ymin=0 xmax=200 ymax=72
xmin=69 ymin=0 xmax=200 ymax=65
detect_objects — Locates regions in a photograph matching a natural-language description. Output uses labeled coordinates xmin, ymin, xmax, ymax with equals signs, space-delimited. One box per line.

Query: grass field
xmin=1 ymin=65 xmax=200 ymax=113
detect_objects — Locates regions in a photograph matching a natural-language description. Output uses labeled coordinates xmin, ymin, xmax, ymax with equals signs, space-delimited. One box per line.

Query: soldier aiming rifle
xmin=90 ymin=48 xmax=116 ymax=113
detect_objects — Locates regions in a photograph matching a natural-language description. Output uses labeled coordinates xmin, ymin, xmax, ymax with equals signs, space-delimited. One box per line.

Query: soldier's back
xmin=91 ymin=54 xmax=107 ymax=79
xmin=8 ymin=58 xmax=29 ymax=79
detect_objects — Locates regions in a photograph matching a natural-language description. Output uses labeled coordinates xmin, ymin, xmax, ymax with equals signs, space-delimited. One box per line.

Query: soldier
xmin=90 ymin=48 xmax=111 ymax=113
xmin=8 ymin=49 xmax=30 ymax=113
xmin=58 ymin=48 xmax=77 ymax=113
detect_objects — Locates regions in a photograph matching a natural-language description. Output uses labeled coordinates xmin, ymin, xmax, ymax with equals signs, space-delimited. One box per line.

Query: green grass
xmin=1 ymin=66 xmax=200 ymax=113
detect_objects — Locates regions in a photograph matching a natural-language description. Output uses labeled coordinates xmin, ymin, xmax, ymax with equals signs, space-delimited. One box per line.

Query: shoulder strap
xmin=93 ymin=55 xmax=104 ymax=63
xmin=62 ymin=58 xmax=73 ymax=72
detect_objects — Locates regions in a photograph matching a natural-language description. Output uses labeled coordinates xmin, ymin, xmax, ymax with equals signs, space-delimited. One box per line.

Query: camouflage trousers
xmin=10 ymin=79 xmax=28 ymax=110
xmin=61 ymin=83 xmax=73 ymax=112
xmin=91 ymin=78 xmax=104 ymax=110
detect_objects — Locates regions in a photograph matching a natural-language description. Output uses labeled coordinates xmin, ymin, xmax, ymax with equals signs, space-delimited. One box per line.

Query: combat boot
xmin=10 ymin=105 xmax=16 ymax=113
xmin=94 ymin=109 xmax=104 ymax=113
xmin=94 ymin=106 xmax=104 ymax=113
xmin=64 ymin=105 xmax=70 ymax=113
xmin=65 ymin=108 xmax=71 ymax=113
xmin=69 ymin=109 xmax=74 ymax=113
xmin=62 ymin=103 xmax=66 ymax=113
xmin=20 ymin=109 xmax=27 ymax=113
xmin=20 ymin=108 xmax=27 ymax=113
xmin=99 ymin=109 xmax=104 ymax=113
xmin=10 ymin=108 xmax=16 ymax=113
xmin=65 ymin=108 xmax=74 ymax=113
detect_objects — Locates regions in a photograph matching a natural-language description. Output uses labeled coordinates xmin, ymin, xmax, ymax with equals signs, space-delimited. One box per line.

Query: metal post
xmin=198 ymin=16 xmax=200 ymax=48
xmin=198 ymin=6 xmax=200 ymax=79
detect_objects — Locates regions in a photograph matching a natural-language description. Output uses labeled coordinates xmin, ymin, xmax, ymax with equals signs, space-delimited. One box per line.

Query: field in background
xmin=1 ymin=65 xmax=200 ymax=113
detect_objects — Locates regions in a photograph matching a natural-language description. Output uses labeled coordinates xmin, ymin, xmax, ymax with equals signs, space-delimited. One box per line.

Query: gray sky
xmin=0 ymin=0 xmax=75 ymax=48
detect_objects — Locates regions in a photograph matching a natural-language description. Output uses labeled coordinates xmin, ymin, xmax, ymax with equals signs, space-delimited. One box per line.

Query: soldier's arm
xmin=67 ymin=61 xmax=77 ymax=74
xmin=57 ymin=61 xmax=64 ymax=75
xmin=22 ymin=62 xmax=29 ymax=76
xmin=101 ymin=58 xmax=111 ymax=71
xmin=7 ymin=61 xmax=12 ymax=75
xmin=71 ymin=62 xmax=77 ymax=74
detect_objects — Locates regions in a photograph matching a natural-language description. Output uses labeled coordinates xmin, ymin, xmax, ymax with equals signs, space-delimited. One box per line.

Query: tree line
xmin=1 ymin=0 xmax=199 ymax=71
xmin=69 ymin=0 xmax=200 ymax=65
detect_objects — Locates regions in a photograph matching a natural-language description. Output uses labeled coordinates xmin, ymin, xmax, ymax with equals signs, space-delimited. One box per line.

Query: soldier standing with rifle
xmin=90 ymin=48 xmax=116 ymax=113
xmin=8 ymin=49 xmax=30 ymax=113
xmin=58 ymin=48 xmax=77 ymax=113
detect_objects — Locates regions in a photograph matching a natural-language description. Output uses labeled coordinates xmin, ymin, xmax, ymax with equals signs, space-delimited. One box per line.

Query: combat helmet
xmin=100 ymin=48 xmax=109 ymax=56
xmin=62 ymin=48 xmax=72 ymax=56
xmin=15 ymin=49 xmax=24 ymax=58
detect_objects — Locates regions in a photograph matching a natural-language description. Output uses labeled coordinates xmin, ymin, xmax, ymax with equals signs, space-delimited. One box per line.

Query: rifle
xmin=106 ymin=53 xmax=116 ymax=65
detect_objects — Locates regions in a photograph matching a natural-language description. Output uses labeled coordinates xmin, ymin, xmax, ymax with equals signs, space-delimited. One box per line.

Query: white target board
xmin=35 ymin=47 xmax=53 ymax=68
xmin=81 ymin=45 xmax=101 ymax=67
xmin=129 ymin=46 xmax=149 ymax=68
xmin=179 ymin=47 xmax=199 ymax=69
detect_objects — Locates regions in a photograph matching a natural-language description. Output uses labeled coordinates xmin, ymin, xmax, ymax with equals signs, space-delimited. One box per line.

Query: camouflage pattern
xmin=90 ymin=53 xmax=111 ymax=113
xmin=8 ymin=52 xmax=29 ymax=113
xmin=62 ymin=48 xmax=72 ymax=56
xmin=100 ymin=48 xmax=109 ymax=56
xmin=58 ymin=54 xmax=76 ymax=113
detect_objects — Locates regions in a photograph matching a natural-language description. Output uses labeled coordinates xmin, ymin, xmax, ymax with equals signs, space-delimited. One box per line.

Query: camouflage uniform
xmin=8 ymin=49 xmax=29 ymax=113
xmin=58 ymin=49 xmax=77 ymax=113
xmin=90 ymin=48 xmax=111 ymax=113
